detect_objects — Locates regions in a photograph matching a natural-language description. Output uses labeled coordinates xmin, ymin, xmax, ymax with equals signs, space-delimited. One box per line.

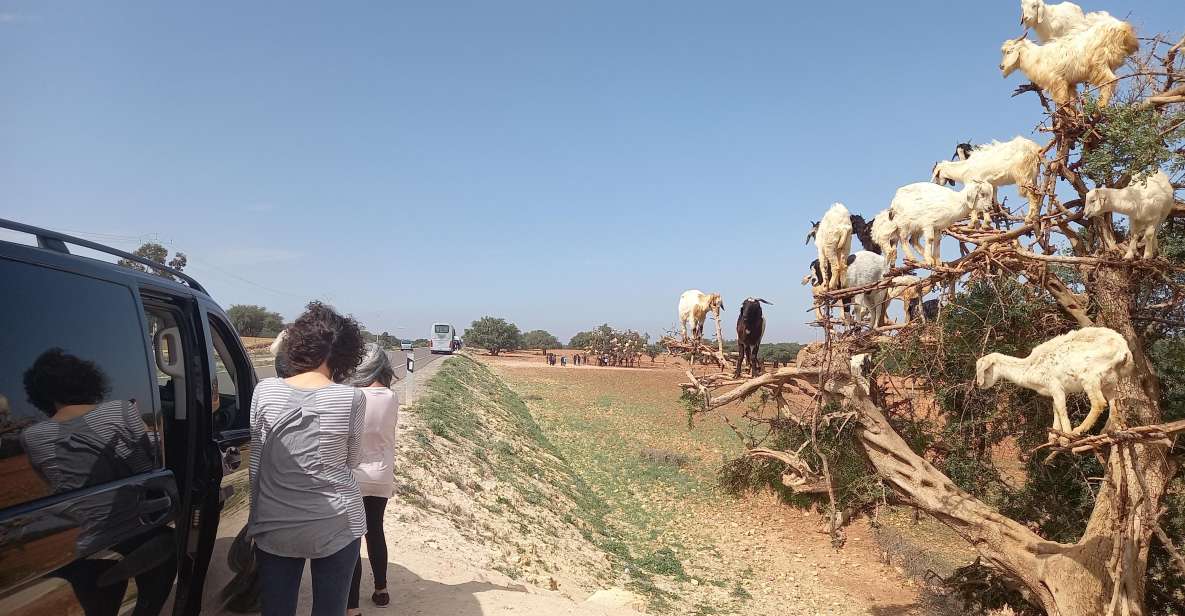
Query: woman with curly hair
xmin=246 ymin=301 xmax=367 ymax=616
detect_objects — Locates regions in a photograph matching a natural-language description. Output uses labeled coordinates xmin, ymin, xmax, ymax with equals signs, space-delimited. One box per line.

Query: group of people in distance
xmin=253 ymin=301 xmax=400 ymax=616
xmin=547 ymin=352 xmax=586 ymax=366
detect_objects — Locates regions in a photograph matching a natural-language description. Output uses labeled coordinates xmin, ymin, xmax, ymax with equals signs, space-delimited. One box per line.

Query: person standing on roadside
xmin=247 ymin=301 xmax=367 ymax=616
xmin=346 ymin=343 xmax=399 ymax=615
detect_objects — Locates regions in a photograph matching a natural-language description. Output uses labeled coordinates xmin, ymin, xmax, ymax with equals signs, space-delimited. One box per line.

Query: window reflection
xmin=19 ymin=349 xmax=155 ymax=494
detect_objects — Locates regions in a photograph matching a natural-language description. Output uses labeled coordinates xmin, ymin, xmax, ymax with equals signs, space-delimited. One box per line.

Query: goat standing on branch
xmin=975 ymin=327 xmax=1134 ymax=440
xmin=999 ymin=18 xmax=1139 ymax=107
xmin=890 ymin=180 xmax=994 ymax=267
xmin=931 ymin=136 xmax=1044 ymax=222
xmin=735 ymin=297 xmax=771 ymax=378
xmin=1084 ymin=169 xmax=1177 ymax=259
xmin=806 ymin=203 xmax=854 ymax=290
xmin=678 ymin=289 xmax=724 ymax=342
xmin=1019 ymin=0 xmax=1115 ymax=43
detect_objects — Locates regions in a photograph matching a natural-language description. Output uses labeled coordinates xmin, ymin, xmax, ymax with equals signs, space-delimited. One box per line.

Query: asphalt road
xmin=225 ymin=347 xmax=447 ymax=393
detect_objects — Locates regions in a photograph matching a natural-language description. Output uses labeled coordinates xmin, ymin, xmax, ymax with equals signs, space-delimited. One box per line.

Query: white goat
xmin=844 ymin=251 xmax=890 ymax=328
xmin=932 ymin=137 xmax=1044 ymax=222
xmin=802 ymin=251 xmax=888 ymax=327
xmin=870 ymin=209 xmax=899 ymax=268
xmin=1019 ymin=0 xmax=1116 ymax=43
xmin=889 ymin=181 xmax=994 ymax=267
xmin=678 ymin=290 xmax=724 ymax=341
xmin=1084 ymin=170 xmax=1177 ymax=260
xmin=1000 ymin=19 xmax=1138 ymax=107
xmin=975 ymin=327 xmax=1132 ymax=439
xmin=806 ymin=203 xmax=854 ymax=290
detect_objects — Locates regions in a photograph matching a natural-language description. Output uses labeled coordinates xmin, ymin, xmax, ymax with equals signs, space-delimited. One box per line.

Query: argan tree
xmin=227 ymin=304 xmax=285 ymax=337
xmin=678 ymin=29 xmax=1185 ymax=616
xmin=464 ymin=316 xmax=522 ymax=356
xmin=522 ymin=329 xmax=562 ymax=355
xmin=117 ymin=241 xmax=188 ymax=278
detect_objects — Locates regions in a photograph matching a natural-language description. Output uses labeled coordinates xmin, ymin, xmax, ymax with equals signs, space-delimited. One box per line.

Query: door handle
xmin=138 ymin=494 xmax=173 ymax=526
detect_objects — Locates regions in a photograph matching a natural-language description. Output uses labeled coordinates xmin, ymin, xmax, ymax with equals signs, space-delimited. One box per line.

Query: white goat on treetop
xmin=931 ymin=136 xmax=1045 ymax=223
xmin=806 ymin=203 xmax=854 ymax=291
xmin=889 ymin=181 xmax=994 ymax=267
xmin=1019 ymin=0 xmax=1116 ymax=43
xmin=999 ymin=17 xmax=1138 ymax=107
xmin=1084 ymin=169 xmax=1177 ymax=260
xmin=678 ymin=290 xmax=724 ymax=341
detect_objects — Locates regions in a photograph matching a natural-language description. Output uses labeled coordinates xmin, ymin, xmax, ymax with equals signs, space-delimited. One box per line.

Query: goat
xmin=976 ymin=327 xmax=1132 ymax=440
xmin=1019 ymin=0 xmax=1115 ymax=43
xmin=870 ymin=209 xmax=899 ymax=267
xmin=735 ymin=298 xmax=771 ymax=378
xmin=887 ymin=275 xmax=925 ymax=323
xmin=849 ymin=214 xmax=880 ymax=254
xmin=1000 ymin=19 xmax=1138 ymax=107
xmin=1084 ymin=170 xmax=1176 ymax=260
xmin=678 ymin=290 xmax=724 ymax=341
xmin=843 ymin=251 xmax=890 ymax=328
xmin=932 ymin=137 xmax=1044 ymax=222
xmin=806 ymin=203 xmax=854 ymax=290
xmin=850 ymin=353 xmax=874 ymax=396
xmin=914 ymin=298 xmax=941 ymax=322
xmin=890 ymin=181 xmax=994 ymax=267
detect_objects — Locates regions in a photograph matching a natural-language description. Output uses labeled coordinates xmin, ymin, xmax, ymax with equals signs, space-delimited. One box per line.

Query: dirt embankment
xmin=387 ymin=354 xmax=647 ymax=614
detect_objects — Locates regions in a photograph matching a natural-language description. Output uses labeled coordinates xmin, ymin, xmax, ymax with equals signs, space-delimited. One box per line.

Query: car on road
xmin=0 ymin=219 xmax=256 ymax=616
xmin=400 ymin=339 xmax=414 ymax=352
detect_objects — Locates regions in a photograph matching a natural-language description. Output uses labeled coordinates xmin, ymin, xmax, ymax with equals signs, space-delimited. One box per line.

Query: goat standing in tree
xmin=735 ymin=298 xmax=771 ymax=378
xmin=678 ymin=289 xmax=724 ymax=342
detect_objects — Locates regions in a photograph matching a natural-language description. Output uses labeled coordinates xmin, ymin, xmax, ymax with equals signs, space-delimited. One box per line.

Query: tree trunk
xmin=831 ymin=265 xmax=1175 ymax=615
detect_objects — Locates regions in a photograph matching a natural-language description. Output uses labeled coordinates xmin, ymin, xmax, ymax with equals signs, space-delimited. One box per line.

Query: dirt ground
xmin=482 ymin=350 xmax=956 ymax=615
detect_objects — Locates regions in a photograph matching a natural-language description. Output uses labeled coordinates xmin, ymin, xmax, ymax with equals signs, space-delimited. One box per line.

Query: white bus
xmin=430 ymin=323 xmax=456 ymax=354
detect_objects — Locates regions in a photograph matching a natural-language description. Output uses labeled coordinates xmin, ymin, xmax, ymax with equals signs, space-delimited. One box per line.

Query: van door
xmin=189 ymin=309 xmax=257 ymax=614
xmin=0 ymin=258 xmax=180 ymax=616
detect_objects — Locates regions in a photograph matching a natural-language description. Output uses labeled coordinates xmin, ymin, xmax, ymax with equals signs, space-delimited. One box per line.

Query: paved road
xmin=250 ymin=346 xmax=444 ymax=380
xmin=220 ymin=347 xmax=448 ymax=397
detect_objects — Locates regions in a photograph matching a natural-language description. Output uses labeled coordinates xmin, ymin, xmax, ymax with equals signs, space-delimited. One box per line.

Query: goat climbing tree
xmin=676 ymin=32 xmax=1185 ymax=616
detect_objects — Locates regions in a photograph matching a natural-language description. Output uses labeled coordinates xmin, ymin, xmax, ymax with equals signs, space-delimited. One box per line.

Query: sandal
xmin=372 ymin=589 xmax=390 ymax=607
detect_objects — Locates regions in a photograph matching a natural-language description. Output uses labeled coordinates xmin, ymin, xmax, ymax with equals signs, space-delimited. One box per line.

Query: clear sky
xmin=2 ymin=1 xmax=1180 ymax=343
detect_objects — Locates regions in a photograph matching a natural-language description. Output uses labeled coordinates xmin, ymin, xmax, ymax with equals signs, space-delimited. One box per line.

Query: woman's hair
xmin=283 ymin=301 xmax=366 ymax=383
xmin=348 ymin=343 xmax=395 ymax=388
xmin=23 ymin=348 xmax=111 ymax=414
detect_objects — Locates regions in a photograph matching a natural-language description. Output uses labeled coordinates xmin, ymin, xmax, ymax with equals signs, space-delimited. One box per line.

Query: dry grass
xmin=486 ymin=357 xmax=945 ymax=615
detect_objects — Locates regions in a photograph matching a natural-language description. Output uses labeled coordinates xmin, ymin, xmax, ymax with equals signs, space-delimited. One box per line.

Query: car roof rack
xmin=0 ymin=218 xmax=208 ymax=294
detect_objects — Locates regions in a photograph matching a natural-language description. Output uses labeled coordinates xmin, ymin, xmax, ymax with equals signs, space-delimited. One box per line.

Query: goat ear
xmin=758 ymin=298 xmax=772 ymax=305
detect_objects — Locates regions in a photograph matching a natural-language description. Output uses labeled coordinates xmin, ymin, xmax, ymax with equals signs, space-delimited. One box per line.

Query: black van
xmin=0 ymin=219 xmax=256 ymax=616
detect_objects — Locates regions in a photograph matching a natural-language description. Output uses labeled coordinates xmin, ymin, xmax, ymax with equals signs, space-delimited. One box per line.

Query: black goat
xmin=907 ymin=297 xmax=941 ymax=322
xmin=849 ymin=214 xmax=880 ymax=254
xmin=953 ymin=140 xmax=975 ymax=161
xmin=805 ymin=259 xmax=853 ymax=320
xmin=735 ymin=297 xmax=771 ymax=378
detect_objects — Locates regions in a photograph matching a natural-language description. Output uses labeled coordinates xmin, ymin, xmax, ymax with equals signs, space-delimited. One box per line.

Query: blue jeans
xmin=257 ymin=539 xmax=361 ymax=616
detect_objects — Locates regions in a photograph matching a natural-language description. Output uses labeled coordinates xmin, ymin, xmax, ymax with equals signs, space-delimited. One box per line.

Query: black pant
xmin=257 ymin=538 xmax=360 ymax=616
xmin=348 ymin=496 xmax=390 ymax=609
xmin=54 ymin=529 xmax=177 ymax=616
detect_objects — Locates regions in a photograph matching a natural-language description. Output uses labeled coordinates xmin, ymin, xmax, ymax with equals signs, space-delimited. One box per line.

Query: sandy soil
xmin=484 ymin=353 xmax=947 ymax=615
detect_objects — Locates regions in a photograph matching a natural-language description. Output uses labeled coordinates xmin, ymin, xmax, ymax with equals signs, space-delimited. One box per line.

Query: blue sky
xmin=2 ymin=1 xmax=1180 ymax=343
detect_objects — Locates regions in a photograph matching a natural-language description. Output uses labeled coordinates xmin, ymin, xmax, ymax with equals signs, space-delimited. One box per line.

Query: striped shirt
xmin=247 ymin=378 xmax=366 ymax=558
xmin=21 ymin=400 xmax=155 ymax=493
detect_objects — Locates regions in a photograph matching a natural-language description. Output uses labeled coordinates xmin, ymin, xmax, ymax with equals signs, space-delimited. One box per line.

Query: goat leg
xmin=1072 ymin=381 xmax=1110 ymax=436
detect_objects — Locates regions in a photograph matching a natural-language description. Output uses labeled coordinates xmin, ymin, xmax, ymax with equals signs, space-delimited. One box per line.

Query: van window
xmin=0 ymin=259 xmax=158 ymax=509
xmin=208 ymin=317 xmax=248 ymax=433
